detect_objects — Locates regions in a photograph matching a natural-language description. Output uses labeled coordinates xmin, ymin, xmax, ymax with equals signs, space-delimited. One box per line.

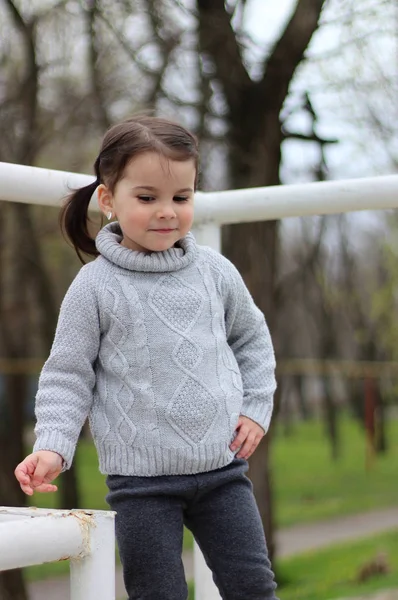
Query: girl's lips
xmin=151 ymin=229 xmax=176 ymax=233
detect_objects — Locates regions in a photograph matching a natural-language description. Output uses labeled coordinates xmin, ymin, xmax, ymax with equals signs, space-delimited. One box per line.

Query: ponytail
xmin=60 ymin=180 xmax=100 ymax=263
xmin=60 ymin=157 xmax=102 ymax=263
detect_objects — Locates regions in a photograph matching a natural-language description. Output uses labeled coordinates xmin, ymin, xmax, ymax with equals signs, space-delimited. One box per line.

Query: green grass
xmin=272 ymin=416 xmax=398 ymax=527
xmin=26 ymin=559 xmax=77 ymax=582
xmin=278 ymin=529 xmax=398 ymax=600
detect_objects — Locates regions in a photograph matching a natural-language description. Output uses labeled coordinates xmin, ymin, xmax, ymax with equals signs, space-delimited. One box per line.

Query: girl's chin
xmin=150 ymin=242 xmax=178 ymax=252
xmin=121 ymin=232 xmax=182 ymax=253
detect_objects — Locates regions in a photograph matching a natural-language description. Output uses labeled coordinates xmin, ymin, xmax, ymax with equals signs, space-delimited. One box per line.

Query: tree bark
xmin=293 ymin=374 xmax=312 ymax=421
xmin=85 ymin=0 xmax=112 ymax=130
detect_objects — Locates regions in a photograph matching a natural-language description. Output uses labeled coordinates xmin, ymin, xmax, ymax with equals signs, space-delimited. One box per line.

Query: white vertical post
xmin=70 ymin=511 xmax=115 ymax=600
xmin=192 ymin=222 xmax=221 ymax=253
xmin=192 ymin=222 xmax=223 ymax=600
xmin=193 ymin=544 xmax=222 ymax=600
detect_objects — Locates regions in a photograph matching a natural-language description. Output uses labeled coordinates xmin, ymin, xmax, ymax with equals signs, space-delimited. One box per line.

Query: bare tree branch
xmin=85 ymin=0 xmax=112 ymax=129
xmin=96 ymin=10 xmax=159 ymax=77
xmin=259 ymin=0 xmax=327 ymax=112
xmin=282 ymin=130 xmax=338 ymax=144
xmin=3 ymin=0 xmax=39 ymax=164
xmin=275 ymin=216 xmax=327 ymax=306
xmin=34 ymin=0 xmax=70 ymax=23
xmin=139 ymin=0 xmax=187 ymax=106
xmin=197 ymin=0 xmax=251 ymax=111
xmin=3 ymin=0 xmax=31 ymax=31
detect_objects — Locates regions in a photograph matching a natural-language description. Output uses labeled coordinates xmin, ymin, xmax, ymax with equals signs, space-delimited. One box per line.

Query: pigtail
xmin=60 ymin=157 xmax=101 ymax=263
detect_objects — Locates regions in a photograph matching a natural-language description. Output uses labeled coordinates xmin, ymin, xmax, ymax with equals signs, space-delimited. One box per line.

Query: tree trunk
xmin=293 ymin=374 xmax=312 ymax=421
xmin=322 ymin=376 xmax=340 ymax=461
xmin=0 ymin=375 xmax=29 ymax=600
xmin=375 ymin=384 xmax=387 ymax=454
xmin=0 ymin=571 xmax=28 ymax=600
xmin=61 ymin=464 xmax=80 ymax=509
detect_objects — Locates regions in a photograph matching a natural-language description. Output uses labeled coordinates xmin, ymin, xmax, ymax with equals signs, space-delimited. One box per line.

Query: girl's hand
xmin=230 ymin=416 xmax=265 ymax=460
xmin=14 ymin=451 xmax=63 ymax=496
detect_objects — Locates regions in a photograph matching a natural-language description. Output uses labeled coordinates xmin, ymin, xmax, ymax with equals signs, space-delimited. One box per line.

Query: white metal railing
xmin=0 ymin=506 xmax=115 ymax=600
xmin=1 ymin=162 xmax=398 ymax=600
xmin=1 ymin=162 xmax=398 ymax=223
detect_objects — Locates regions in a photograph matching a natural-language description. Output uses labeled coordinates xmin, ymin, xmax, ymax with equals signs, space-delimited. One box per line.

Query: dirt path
xmin=342 ymin=592 xmax=398 ymax=600
xmin=28 ymin=506 xmax=398 ymax=600
xmin=275 ymin=506 xmax=398 ymax=558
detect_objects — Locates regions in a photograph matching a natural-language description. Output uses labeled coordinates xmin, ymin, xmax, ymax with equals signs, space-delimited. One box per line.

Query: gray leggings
xmin=106 ymin=458 xmax=278 ymax=600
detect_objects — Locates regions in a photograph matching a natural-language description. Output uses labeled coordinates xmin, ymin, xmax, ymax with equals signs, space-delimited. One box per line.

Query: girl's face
xmin=98 ymin=152 xmax=196 ymax=253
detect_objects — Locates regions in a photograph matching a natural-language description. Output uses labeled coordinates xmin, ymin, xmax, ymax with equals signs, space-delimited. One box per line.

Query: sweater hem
xmin=96 ymin=441 xmax=236 ymax=476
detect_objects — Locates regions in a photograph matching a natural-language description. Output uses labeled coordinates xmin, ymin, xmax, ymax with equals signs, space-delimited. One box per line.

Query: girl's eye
xmin=138 ymin=195 xmax=154 ymax=202
xmin=174 ymin=196 xmax=188 ymax=202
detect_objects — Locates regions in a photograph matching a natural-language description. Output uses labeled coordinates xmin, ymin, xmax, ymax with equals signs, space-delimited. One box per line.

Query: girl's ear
xmin=97 ymin=184 xmax=113 ymax=217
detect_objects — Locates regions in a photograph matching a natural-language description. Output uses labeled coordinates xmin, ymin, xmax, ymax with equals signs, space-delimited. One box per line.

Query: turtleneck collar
xmin=95 ymin=222 xmax=198 ymax=273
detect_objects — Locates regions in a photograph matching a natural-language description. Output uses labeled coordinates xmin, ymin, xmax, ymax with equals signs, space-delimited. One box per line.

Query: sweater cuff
xmin=240 ymin=396 xmax=274 ymax=434
xmin=33 ymin=430 xmax=76 ymax=471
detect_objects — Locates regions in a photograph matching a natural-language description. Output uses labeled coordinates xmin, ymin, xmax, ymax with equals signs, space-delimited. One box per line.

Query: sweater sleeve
xmin=218 ymin=254 xmax=277 ymax=433
xmin=33 ymin=264 xmax=101 ymax=469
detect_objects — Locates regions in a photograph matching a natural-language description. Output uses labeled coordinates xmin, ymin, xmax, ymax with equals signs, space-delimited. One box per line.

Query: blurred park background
xmin=0 ymin=1 xmax=397 ymax=599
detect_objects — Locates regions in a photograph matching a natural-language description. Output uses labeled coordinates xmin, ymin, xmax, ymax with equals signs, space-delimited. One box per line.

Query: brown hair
xmin=60 ymin=115 xmax=199 ymax=262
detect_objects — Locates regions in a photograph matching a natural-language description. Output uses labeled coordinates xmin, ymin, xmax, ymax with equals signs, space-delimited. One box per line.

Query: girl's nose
xmin=157 ymin=205 xmax=177 ymax=219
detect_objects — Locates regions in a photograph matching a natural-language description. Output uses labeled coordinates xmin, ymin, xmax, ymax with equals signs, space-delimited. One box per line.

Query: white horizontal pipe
xmin=194 ymin=174 xmax=398 ymax=223
xmin=0 ymin=162 xmax=94 ymax=208
xmin=1 ymin=162 xmax=398 ymax=222
xmin=0 ymin=506 xmax=82 ymax=519
xmin=0 ymin=514 xmax=86 ymax=570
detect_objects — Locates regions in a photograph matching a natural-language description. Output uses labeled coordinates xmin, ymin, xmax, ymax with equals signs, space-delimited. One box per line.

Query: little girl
xmin=15 ymin=115 xmax=278 ymax=600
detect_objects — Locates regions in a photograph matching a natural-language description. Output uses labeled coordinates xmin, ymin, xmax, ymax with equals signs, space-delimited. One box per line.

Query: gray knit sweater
xmin=33 ymin=222 xmax=276 ymax=476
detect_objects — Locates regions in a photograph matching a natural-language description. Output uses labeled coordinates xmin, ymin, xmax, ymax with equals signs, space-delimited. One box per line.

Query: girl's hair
xmin=60 ymin=115 xmax=199 ymax=262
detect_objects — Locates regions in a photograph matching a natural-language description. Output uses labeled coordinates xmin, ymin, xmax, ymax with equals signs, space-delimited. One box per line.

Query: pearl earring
xmin=106 ymin=212 xmax=113 ymax=221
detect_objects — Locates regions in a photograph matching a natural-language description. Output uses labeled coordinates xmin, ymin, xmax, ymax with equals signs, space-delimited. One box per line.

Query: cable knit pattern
xmin=33 ymin=222 xmax=277 ymax=476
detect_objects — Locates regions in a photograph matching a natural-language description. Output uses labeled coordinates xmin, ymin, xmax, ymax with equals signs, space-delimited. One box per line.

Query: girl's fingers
xmin=15 ymin=454 xmax=61 ymax=495
xmin=15 ymin=456 xmax=38 ymax=481
xmin=230 ymin=426 xmax=248 ymax=452
xmin=237 ymin=433 xmax=256 ymax=458
xmin=19 ymin=480 xmax=58 ymax=495
xmin=14 ymin=464 xmax=27 ymax=478
xmin=246 ymin=437 xmax=261 ymax=458
xmin=16 ymin=471 xmax=34 ymax=494
xmin=20 ymin=484 xmax=34 ymax=496
xmin=16 ymin=472 xmax=30 ymax=484
xmin=32 ymin=462 xmax=51 ymax=487
xmin=238 ymin=432 xmax=263 ymax=459
xmin=33 ymin=483 xmax=58 ymax=493
xmin=15 ymin=467 xmax=32 ymax=486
